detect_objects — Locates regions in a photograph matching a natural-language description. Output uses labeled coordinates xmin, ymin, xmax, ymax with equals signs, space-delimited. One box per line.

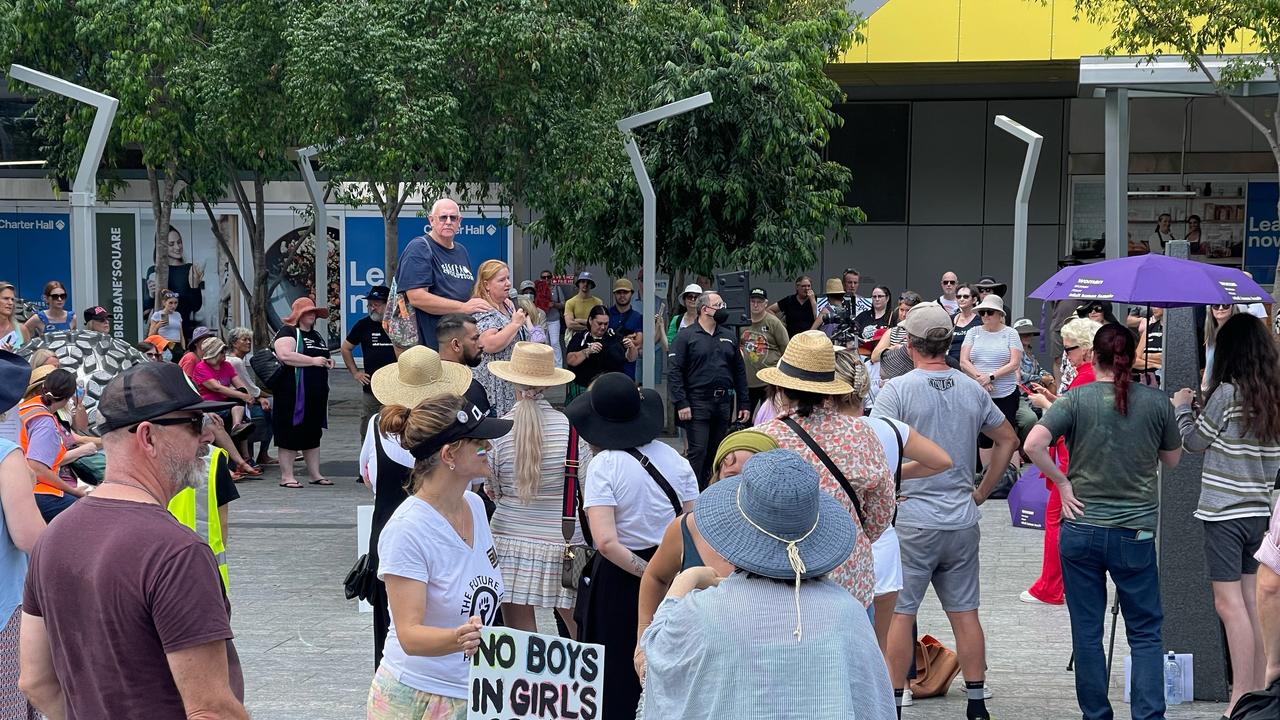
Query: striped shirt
xmin=962 ymin=325 xmax=1021 ymax=398
xmin=1177 ymin=383 xmax=1280 ymax=521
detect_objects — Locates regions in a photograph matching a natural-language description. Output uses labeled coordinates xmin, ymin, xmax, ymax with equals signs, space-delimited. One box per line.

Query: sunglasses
xmin=540 ymin=275 xmax=552 ymax=280
xmin=871 ymin=294 xmax=887 ymax=299
xmin=956 ymin=293 xmax=972 ymax=299
xmin=1211 ymin=304 xmax=1232 ymax=310
xmin=435 ymin=214 xmax=460 ymax=222
xmin=978 ymin=288 xmax=992 ymax=293
xmin=129 ymin=414 xmax=205 ymax=434
xmin=1064 ymin=345 xmax=1080 ymax=353
xmin=941 ymin=280 xmax=957 ymax=285
xmin=48 ymin=293 xmax=67 ymax=300
xmin=978 ymin=309 xmax=999 ymax=317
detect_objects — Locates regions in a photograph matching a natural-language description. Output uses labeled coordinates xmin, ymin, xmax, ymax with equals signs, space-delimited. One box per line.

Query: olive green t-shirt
xmin=1038 ymin=381 xmax=1181 ymax=531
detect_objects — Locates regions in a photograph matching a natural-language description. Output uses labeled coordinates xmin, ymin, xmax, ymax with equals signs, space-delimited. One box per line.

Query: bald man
xmin=395 ymin=198 xmax=490 ymax=349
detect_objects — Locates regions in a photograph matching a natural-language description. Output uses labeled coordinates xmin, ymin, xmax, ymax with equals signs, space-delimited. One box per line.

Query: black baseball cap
xmin=749 ymin=288 xmax=767 ymax=300
xmin=366 ymin=285 xmax=390 ymax=302
xmin=409 ymin=402 xmax=513 ymax=460
xmin=97 ymin=362 xmax=235 ymax=433
xmin=83 ymin=306 xmax=109 ymax=323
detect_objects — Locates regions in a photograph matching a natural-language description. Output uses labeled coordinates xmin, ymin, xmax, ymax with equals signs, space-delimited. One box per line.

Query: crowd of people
xmin=0 ymin=194 xmax=1277 ymax=719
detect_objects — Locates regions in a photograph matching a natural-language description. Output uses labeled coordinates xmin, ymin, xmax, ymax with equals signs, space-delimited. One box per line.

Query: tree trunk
xmin=385 ymin=207 xmax=399 ymax=282
xmin=146 ymin=163 xmax=179 ymax=318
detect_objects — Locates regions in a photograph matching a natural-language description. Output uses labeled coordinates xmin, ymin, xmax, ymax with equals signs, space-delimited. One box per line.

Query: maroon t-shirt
xmin=22 ymin=495 xmax=243 ymax=719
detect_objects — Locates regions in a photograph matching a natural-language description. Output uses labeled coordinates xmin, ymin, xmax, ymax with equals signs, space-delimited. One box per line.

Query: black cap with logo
xmin=366 ymin=285 xmax=390 ymax=302
xmin=97 ymin=362 xmax=236 ymax=433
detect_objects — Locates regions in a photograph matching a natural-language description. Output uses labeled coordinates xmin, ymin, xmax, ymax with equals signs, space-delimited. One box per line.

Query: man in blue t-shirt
xmin=393 ymin=198 xmax=490 ymax=349
xmin=606 ymin=278 xmax=643 ymax=379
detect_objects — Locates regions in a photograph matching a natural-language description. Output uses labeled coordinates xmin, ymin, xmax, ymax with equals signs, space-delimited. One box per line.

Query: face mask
xmin=712 ymin=308 xmax=729 ymax=325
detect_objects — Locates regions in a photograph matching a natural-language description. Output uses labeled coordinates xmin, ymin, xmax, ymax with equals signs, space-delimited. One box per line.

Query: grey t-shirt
xmin=872 ymin=368 xmax=1006 ymax=530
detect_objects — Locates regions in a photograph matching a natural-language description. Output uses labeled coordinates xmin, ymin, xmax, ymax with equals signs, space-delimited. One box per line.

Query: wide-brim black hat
xmin=565 ymin=372 xmax=664 ymax=450
xmin=974 ymin=276 xmax=1008 ymax=297
xmin=0 ymin=350 xmax=30 ymax=414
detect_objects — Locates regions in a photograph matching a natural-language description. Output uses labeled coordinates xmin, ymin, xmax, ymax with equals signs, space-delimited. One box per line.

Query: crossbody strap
xmin=780 ymin=415 xmax=865 ymax=527
xmin=882 ymin=418 xmax=904 ymax=526
xmin=623 ymin=448 xmax=683 ymax=518
xmin=562 ymin=427 xmax=591 ymax=545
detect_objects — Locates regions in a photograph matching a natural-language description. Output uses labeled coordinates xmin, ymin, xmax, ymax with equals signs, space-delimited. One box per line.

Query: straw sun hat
xmin=487 ymin=342 xmax=575 ymax=387
xmin=757 ymin=330 xmax=852 ymax=395
xmin=371 ymin=346 xmax=473 ymax=407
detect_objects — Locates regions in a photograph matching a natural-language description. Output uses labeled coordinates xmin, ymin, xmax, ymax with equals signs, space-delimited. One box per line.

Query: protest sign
xmin=468 ymin=627 xmax=603 ymax=720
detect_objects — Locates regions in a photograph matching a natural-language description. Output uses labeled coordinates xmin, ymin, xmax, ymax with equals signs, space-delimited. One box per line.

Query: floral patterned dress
xmin=758 ymin=405 xmax=895 ymax=607
xmin=473 ymin=305 xmax=526 ymax=418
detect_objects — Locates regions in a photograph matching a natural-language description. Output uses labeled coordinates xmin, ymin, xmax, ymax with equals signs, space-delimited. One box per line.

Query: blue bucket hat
xmin=694 ymin=449 xmax=857 ymax=640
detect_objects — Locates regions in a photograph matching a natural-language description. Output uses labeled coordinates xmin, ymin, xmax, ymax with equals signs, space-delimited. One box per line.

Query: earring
xmin=448 ymin=463 xmax=456 ymax=471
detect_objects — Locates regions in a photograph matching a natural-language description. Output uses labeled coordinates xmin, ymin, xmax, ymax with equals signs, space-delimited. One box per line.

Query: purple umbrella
xmin=1029 ymin=255 xmax=1273 ymax=308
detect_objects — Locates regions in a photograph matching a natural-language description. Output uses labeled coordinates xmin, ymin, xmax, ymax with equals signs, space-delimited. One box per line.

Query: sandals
xmin=278 ymin=480 xmax=303 ymax=488
xmin=308 ymin=477 xmax=334 ymax=486
xmin=235 ymin=462 xmax=262 ymax=477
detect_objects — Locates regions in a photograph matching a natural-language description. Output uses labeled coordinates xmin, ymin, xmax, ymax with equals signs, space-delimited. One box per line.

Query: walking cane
xmin=1065 ymin=590 xmax=1123 ymax=679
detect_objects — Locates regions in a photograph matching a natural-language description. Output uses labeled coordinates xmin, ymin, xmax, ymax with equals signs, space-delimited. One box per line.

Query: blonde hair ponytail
xmin=511 ymin=384 xmax=545 ymax=503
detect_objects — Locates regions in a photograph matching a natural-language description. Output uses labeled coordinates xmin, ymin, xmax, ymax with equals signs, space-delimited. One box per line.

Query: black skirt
xmin=578 ymin=546 xmax=656 ymax=720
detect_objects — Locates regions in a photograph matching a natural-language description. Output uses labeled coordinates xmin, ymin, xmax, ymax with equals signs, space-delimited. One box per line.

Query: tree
xmin=1067 ymin=1 xmax=1280 ymax=307
xmin=527 ymin=0 xmax=866 ymax=295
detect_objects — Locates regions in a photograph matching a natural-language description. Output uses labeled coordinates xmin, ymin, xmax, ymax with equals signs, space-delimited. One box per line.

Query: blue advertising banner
xmin=343 ymin=212 xmax=509 ymax=354
xmin=1244 ymin=181 xmax=1280 ymax=286
xmin=0 ymin=212 xmax=72 ymax=310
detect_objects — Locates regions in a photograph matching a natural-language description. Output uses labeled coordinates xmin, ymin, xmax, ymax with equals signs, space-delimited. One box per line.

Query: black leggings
xmin=979 ymin=390 xmax=1020 ymax=449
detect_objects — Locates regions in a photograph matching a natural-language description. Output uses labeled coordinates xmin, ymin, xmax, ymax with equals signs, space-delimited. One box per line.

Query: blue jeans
xmin=1059 ymin=522 xmax=1165 ymax=720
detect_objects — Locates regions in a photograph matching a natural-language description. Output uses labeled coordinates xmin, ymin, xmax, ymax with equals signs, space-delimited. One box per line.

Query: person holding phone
xmin=148 ymin=290 xmax=187 ymax=356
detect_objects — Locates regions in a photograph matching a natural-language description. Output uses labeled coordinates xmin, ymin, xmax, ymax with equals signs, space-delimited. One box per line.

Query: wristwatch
xmin=988 ymin=374 xmax=996 ymax=383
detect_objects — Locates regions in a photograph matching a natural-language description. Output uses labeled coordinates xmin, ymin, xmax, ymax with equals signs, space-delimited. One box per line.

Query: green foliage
xmin=528 ymin=0 xmax=866 ymax=279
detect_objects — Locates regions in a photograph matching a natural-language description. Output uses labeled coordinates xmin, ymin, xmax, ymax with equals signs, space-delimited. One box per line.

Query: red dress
xmin=1026 ymin=363 xmax=1095 ymax=604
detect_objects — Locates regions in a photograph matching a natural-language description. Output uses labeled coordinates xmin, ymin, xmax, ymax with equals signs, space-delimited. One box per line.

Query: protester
xmin=359 ymin=345 xmax=473 ymax=668
xmin=369 ymin=395 xmax=510 ymax=718
xmin=1203 ymin=302 xmax=1238 ymax=391
xmin=635 ymin=429 xmax=777 ymax=680
xmin=0 ymin=284 xmax=27 ymax=351
xmin=855 ymin=286 xmax=895 ymax=350
xmin=20 ymin=361 xmax=247 ymax=719
xmin=468 ymin=260 xmax=528 ymax=418
xmin=938 ymin=271 xmax=960 ymax=314
xmin=180 ymin=326 xmax=216 ymax=376
xmin=871 ymin=290 xmax=925 ymax=392
xmin=144 ymin=226 xmax=205 ymax=337
xmin=136 ymin=340 xmax=162 ymax=361
xmin=484 ymin=342 xmax=586 ymax=636
xmin=226 ymin=327 xmax=274 ymax=467
xmin=435 ymin=313 xmax=493 ymax=414
xmin=949 ymin=283 xmax=981 ymax=362
xmin=271 ymin=297 xmax=333 ymax=488
xmin=667 ymin=283 xmax=703 ymax=343
xmin=23 ymin=281 xmax=75 ymax=338
xmin=769 ymin=276 xmax=821 ymax=337
xmin=831 ymin=347 xmax=953 ymax=653
xmin=342 ymin=285 xmax=396 ymax=441
xmin=1076 ymin=299 xmax=1122 ymax=327
xmin=871 ymin=302 xmax=1018 ymax=719
xmin=639 ymin=450 xmax=895 ymax=720
xmin=973 ymin=276 xmax=1007 ymax=301
xmin=739 ymin=287 xmax=790 ymax=412
xmin=0 ymin=351 xmax=45 ymax=718
xmin=669 ymin=291 xmax=750 ymax=488
xmin=18 ymin=368 xmax=92 ymax=522
xmin=568 ymin=372 xmax=698 ymax=720
xmin=191 ymin=337 xmax=258 ymax=444
xmin=1174 ymin=313 xmax=1280 ymax=716
xmin=563 ymin=271 xmax=602 ymax=342
xmin=394 ymin=198 xmax=486 ymax=349
xmin=81 ymin=306 xmax=110 ymax=334
xmin=142 ymin=334 xmax=174 ymax=361
xmin=1258 ymin=503 xmax=1280 ymax=686
xmin=534 ymin=270 xmax=566 ymax=366
xmin=566 ymin=305 xmax=633 ymax=401
xmin=148 ymin=290 xmax=187 ymax=353
xmin=960 ymin=293 xmax=1022 ymax=469
xmin=843 ymin=267 xmax=874 ymax=314
xmin=607 ymin=278 xmax=644 ymax=380
xmin=1023 ymin=317 xmax=1102 ymax=607
xmin=1025 ymin=323 xmax=1182 ymax=720
xmin=514 ymin=281 xmax=550 ymax=347
xmin=819 ymin=277 xmax=854 ymax=341
xmin=755 ymin=331 xmax=894 ymax=612
xmin=1132 ymin=306 xmax=1164 ymax=385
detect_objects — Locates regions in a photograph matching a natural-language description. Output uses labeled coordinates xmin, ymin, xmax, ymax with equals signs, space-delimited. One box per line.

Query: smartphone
xmin=1017 ymin=382 xmax=1034 ymax=395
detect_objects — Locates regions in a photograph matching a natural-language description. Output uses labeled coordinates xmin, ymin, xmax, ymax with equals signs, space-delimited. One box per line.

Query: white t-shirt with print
xmin=582 ymin=439 xmax=699 ymax=549
xmin=377 ymin=492 xmax=504 ymax=698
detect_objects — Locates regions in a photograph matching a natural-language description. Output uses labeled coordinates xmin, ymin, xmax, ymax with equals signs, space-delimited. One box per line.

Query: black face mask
xmin=712 ymin=308 xmax=729 ymax=325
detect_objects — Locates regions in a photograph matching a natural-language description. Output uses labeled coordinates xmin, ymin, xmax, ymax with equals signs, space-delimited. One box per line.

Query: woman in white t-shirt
xmin=368 ymin=394 xmax=513 ymax=720
xmin=565 ymin=372 xmax=699 ymax=720
xmin=960 ymin=294 xmax=1022 ymax=469
xmin=147 ymin=291 xmax=187 ymax=352
xmin=831 ymin=348 xmax=953 ymax=655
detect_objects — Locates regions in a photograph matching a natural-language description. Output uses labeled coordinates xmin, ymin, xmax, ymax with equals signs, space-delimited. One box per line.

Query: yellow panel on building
xmin=863 ymin=0 xmax=962 ymax=63
xmin=958 ymin=0 xmax=1054 ymax=62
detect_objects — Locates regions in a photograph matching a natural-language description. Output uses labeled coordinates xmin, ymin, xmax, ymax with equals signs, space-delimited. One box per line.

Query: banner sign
xmin=1243 ymin=181 xmax=1280 ymax=286
xmin=468 ymin=627 xmax=603 ymax=720
xmin=0 ymin=211 xmax=71 ymax=310
xmin=94 ymin=213 xmax=140 ymax=342
xmin=344 ymin=211 xmax=509 ymax=357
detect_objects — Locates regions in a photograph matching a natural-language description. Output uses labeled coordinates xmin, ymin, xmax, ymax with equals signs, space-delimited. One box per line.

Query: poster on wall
xmin=1243 ymin=181 xmax=1280 ymax=287
xmin=94 ymin=212 xmax=140 ymax=342
xmin=343 ymin=210 xmax=509 ymax=356
xmin=0 ymin=211 xmax=71 ymax=313
xmin=261 ymin=212 xmax=342 ymax=348
xmin=140 ymin=212 xmax=246 ymax=344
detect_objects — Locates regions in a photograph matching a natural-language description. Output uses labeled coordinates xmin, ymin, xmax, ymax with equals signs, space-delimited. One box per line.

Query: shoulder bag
xmin=560 ymin=428 xmax=595 ymax=590
xmin=780 ymin=415 xmax=865 ymax=527
xmin=343 ymin=552 xmax=377 ymax=602
xmin=263 ymin=327 xmax=302 ymax=388
xmin=911 ymin=634 xmax=962 ymax=698
xmin=384 ymin=241 xmax=423 ymax=347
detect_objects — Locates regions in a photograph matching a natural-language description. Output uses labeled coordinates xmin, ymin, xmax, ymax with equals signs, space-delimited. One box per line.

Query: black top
xmin=1144 ymin=319 xmax=1164 ymax=354
xmin=853 ymin=308 xmax=894 ymax=343
xmin=346 ymin=317 xmax=398 ymax=394
xmin=776 ymin=294 xmax=816 ymax=337
xmin=567 ymin=329 xmax=628 ymax=387
xmin=668 ymin=321 xmax=750 ymax=410
xmin=213 ymin=451 xmax=239 ymax=508
xmin=368 ymin=429 xmax=411 ymax=569
xmin=948 ymin=313 xmax=982 ymax=362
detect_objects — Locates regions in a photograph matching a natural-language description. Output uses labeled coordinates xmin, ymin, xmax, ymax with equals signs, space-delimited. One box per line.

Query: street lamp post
xmin=617 ymin=92 xmax=714 ymax=390
xmin=993 ymin=114 xmax=1043 ymax=322
xmin=296 ymin=145 xmax=329 ymax=340
xmin=8 ymin=64 xmax=118 ymax=310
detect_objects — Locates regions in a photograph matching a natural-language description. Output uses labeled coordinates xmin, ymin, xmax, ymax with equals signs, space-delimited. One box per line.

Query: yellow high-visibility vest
xmin=167 ymin=446 xmax=229 ymax=590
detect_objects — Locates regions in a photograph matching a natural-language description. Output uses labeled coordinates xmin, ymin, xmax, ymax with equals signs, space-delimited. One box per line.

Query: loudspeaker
xmin=715 ymin=271 xmax=751 ymax=326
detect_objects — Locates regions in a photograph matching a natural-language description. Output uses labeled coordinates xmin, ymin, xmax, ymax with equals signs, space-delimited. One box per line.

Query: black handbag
xmin=343 ymin=553 xmax=377 ymax=602
xmin=560 ymin=427 xmax=595 ymax=590
xmin=1229 ymin=677 xmax=1280 ymax=719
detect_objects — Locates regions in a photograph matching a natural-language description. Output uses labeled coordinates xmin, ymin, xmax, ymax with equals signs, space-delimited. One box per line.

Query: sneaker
xmin=1020 ymin=590 xmax=1048 ymax=605
xmin=984 ymin=683 xmax=993 ymax=700
xmin=900 ymin=688 xmax=913 ymax=707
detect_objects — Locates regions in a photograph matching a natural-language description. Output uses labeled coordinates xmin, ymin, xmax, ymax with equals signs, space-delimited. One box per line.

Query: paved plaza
xmin=227 ymin=375 xmax=1224 ymax=719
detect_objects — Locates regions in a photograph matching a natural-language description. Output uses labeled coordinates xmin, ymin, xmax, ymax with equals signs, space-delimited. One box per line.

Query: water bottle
xmin=1164 ymin=652 xmax=1183 ymax=705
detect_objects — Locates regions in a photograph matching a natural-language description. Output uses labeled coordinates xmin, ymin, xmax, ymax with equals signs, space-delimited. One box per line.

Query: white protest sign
xmin=468 ymin=627 xmax=604 ymax=720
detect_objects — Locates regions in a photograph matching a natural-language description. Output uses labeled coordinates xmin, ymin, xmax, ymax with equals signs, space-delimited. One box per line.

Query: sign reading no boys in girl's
xmin=468 ymin=628 xmax=604 ymax=720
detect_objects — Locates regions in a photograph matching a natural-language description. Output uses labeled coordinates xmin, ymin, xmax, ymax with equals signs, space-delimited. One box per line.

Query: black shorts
xmin=1203 ymin=516 xmax=1270 ymax=582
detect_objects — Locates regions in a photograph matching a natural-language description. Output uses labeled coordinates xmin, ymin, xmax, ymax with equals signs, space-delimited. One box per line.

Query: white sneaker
xmin=900 ymin=688 xmax=913 ymax=707
xmin=1020 ymin=590 xmax=1049 ymax=605
xmin=984 ymin=683 xmax=993 ymax=700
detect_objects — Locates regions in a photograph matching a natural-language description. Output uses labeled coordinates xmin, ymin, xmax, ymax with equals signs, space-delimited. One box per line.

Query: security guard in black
xmin=668 ymin=291 xmax=750 ymax=489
